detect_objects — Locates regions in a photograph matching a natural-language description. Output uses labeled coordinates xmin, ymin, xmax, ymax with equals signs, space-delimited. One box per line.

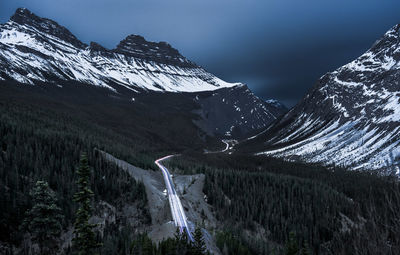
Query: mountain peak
xmin=265 ymin=99 xmax=287 ymax=111
xmin=13 ymin=7 xmax=30 ymax=16
xmin=10 ymin=7 xmax=38 ymax=25
xmin=9 ymin=8 xmax=86 ymax=48
xmin=380 ymin=23 xmax=400 ymax=43
xmin=368 ymin=24 xmax=400 ymax=58
xmin=385 ymin=24 xmax=400 ymax=37
xmin=114 ymin=34 xmax=196 ymax=67
xmin=123 ymin=34 xmax=147 ymax=43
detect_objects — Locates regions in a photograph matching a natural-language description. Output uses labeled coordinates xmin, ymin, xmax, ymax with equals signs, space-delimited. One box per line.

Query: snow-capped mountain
xmin=244 ymin=24 xmax=400 ymax=173
xmin=0 ymin=8 xmax=239 ymax=92
xmin=0 ymin=8 xmax=286 ymax=137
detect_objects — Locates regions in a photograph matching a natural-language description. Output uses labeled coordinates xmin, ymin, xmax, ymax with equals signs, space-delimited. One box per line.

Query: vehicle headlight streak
xmin=155 ymin=155 xmax=194 ymax=241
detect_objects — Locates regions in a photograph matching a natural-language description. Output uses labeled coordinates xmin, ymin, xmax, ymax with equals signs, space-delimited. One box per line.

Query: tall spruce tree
xmin=192 ymin=226 xmax=206 ymax=255
xmin=23 ymin=180 xmax=63 ymax=254
xmin=73 ymin=153 xmax=101 ymax=255
xmin=286 ymin=231 xmax=299 ymax=255
xmin=300 ymin=241 xmax=312 ymax=255
xmin=174 ymin=228 xmax=189 ymax=254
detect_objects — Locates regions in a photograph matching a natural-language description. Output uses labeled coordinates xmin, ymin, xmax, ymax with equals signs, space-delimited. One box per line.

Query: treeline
xmin=215 ymin=231 xmax=252 ymax=255
xmin=130 ymin=227 xmax=208 ymax=255
xmin=167 ymin=152 xmax=400 ymax=255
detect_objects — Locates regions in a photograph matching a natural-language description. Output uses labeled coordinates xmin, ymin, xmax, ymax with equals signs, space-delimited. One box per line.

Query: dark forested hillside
xmin=0 ymin=80 xmax=223 ymax=164
xmin=1 ymin=79 xmax=400 ymax=255
xmin=0 ymin=78 xmax=227 ymax=253
xmin=167 ymin=153 xmax=400 ymax=255
xmin=0 ymin=92 xmax=152 ymax=253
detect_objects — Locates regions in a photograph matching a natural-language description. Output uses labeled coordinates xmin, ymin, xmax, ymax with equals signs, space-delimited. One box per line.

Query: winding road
xmin=155 ymin=155 xmax=194 ymax=241
xmin=221 ymin=140 xmax=230 ymax=152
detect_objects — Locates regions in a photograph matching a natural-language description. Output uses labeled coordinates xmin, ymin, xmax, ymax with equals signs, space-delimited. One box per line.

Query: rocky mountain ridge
xmin=0 ymin=8 xmax=286 ymax=137
xmin=244 ymin=24 xmax=400 ymax=172
xmin=0 ymin=8 xmax=237 ymax=92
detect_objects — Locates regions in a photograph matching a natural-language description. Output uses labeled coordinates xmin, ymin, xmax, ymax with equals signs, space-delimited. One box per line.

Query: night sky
xmin=1 ymin=1 xmax=400 ymax=107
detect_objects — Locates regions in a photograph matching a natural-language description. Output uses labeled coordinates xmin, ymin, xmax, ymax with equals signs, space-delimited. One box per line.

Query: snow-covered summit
xmin=0 ymin=8 xmax=240 ymax=92
xmin=265 ymin=99 xmax=287 ymax=110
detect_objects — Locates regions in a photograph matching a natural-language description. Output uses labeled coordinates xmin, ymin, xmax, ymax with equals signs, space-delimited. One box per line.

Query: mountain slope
xmin=0 ymin=8 xmax=238 ymax=92
xmin=193 ymin=86 xmax=287 ymax=137
xmin=241 ymin=24 xmax=400 ymax=172
xmin=0 ymin=8 xmax=285 ymax=137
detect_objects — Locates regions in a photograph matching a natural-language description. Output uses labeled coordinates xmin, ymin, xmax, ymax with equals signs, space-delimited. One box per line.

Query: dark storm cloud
xmin=1 ymin=0 xmax=400 ymax=107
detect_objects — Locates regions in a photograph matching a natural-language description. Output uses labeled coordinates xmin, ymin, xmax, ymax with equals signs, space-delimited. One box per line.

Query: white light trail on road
xmin=155 ymin=155 xmax=193 ymax=241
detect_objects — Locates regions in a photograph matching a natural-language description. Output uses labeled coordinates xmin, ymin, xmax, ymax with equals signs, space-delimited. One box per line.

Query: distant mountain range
xmin=0 ymin=8 xmax=286 ymax=138
xmin=241 ymin=24 xmax=400 ymax=173
xmin=4 ymin=8 xmax=400 ymax=173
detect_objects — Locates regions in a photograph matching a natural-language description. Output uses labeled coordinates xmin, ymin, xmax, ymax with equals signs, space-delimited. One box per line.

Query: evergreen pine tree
xmin=192 ymin=226 xmax=206 ymax=255
xmin=300 ymin=241 xmax=312 ymax=255
xmin=286 ymin=231 xmax=299 ymax=255
xmin=142 ymin=235 xmax=154 ymax=255
xmin=73 ymin=153 xmax=101 ymax=255
xmin=130 ymin=234 xmax=155 ymax=255
xmin=23 ymin=180 xmax=63 ymax=254
xmin=174 ymin=228 xmax=189 ymax=255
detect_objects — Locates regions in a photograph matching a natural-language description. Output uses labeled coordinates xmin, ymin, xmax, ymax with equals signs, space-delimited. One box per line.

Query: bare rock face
xmin=10 ymin=8 xmax=86 ymax=48
xmin=114 ymin=34 xmax=196 ymax=68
